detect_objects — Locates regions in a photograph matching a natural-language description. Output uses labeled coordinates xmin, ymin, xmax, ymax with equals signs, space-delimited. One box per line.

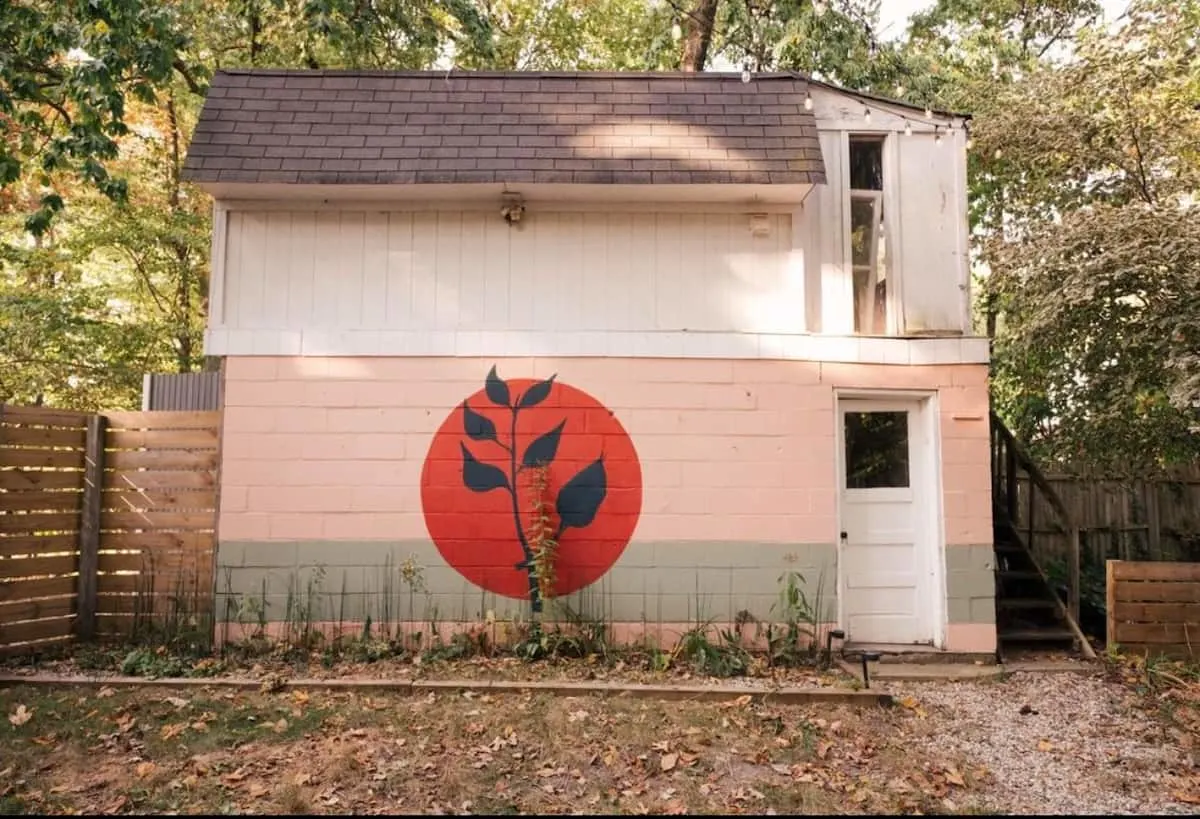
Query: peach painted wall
xmin=219 ymin=356 xmax=991 ymax=548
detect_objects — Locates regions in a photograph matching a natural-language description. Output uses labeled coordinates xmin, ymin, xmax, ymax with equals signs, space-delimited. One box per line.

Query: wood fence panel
xmin=0 ymin=405 xmax=85 ymax=653
xmin=1107 ymin=560 xmax=1200 ymax=659
xmin=97 ymin=410 xmax=219 ymax=634
xmin=0 ymin=404 xmax=221 ymax=653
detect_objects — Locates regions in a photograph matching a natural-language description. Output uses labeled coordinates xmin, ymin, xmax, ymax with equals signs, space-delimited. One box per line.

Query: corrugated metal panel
xmin=142 ymin=372 xmax=221 ymax=411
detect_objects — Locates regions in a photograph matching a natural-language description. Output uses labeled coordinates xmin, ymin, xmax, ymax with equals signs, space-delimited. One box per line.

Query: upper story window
xmin=849 ymin=136 xmax=889 ymax=335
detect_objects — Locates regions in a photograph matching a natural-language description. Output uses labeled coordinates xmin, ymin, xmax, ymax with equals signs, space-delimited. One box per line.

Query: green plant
xmin=672 ymin=621 xmax=751 ymax=678
xmin=762 ymin=570 xmax=826 ymax=668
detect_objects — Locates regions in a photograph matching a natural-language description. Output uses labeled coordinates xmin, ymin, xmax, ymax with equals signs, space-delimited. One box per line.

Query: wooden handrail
xmin=990 ymin=412 xmax=1074 ymax=525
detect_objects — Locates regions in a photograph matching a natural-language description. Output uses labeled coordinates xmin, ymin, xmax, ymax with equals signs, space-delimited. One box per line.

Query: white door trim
xmin=834 ymin=390 xmax=945 ymax=647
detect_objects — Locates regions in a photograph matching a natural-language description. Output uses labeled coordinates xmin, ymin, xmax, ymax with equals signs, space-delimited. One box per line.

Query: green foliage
xmin=763 ymin=570 xmax=826 ymax=667
xmin=672 ymin=621 xmax=751 ymax=678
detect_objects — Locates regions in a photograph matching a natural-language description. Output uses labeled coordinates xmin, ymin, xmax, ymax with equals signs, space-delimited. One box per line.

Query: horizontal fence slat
xmin=1114 ymin=582 xmax=1200 ymax=603
xmin=100 ymin=531 xmax=213 ymax=551
xmin=1116 ymin=643 xmax=1198 ymax=659
xmin=1112 ymin=602 xmax=1200 ymax=623
xmin=0 ymin=406 xmax=90 ymax=427
xmin=97 ymin=572 xmax=212 ymax=596
xmin=0 ymin=535 xmax=80 ymax=558
xmin=0 ymin=615 xmax=75 ymax=646
xmin=95 ymin=594 xmax=214 ymax=616
xmin=0 ymin=595 xmax=74 ymax=622
xmin=103 ymin=411 xmax=220 ymax=430
xmin=1 ymin=426 xmax=87 ymax=448
xmin=0 ymin=490 xmax=83 ymax=512
xmin=98 ymin=551 xmax=212 ymax=573
xmin=0 ymin=554 xmax=78 ymax=580
xmin=1111 ymin=562 xmax=1200 ymax=582
xmin=0 ymin=575 xmax=78 ymax=602
xmin=100 ymin=510 xmax=216 ymax=531
xmin=0 ymin=470 xmax=86 ymax=491
xmin=107 ymin=428 xmax=219 ymax=450
xmin=0 ymin=513 xmax=81 ymax=535
xmin=102 ymin=489 xmax=217 ymax=511
xmin=1113 ymin=623 xmax=1200 ymax=645
xmin=106 ymin=449 xmax=218 ymax=471
xmin=0 ymin=449 xmax=86 ymax=470
xmin=103 ymin=469 xmax=217 ymax=491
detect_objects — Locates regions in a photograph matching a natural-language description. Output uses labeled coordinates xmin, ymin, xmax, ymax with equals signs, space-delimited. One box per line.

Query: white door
xmin=838 ymin=399 xmax=934 ymax=645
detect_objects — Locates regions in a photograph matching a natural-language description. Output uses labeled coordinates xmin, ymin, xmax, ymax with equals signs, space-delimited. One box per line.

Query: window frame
xmin=845 ymin=133 xmax=900 ymax=336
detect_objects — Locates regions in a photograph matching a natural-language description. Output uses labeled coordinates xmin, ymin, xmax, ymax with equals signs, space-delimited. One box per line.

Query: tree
xmin=979 ymin=0 xmax=1200 ymax=471
xmin=0 ymin=0 xmax=194 ymax=236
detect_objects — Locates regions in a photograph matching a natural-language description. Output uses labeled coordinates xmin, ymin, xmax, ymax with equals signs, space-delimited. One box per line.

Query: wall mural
xmin=421 ymin=366 xmax=642 ymax=611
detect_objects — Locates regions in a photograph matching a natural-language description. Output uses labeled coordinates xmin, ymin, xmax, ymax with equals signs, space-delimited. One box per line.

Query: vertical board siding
xmin=144 ymin=372 xmax=221 ymax=412
xmin=897 ymin=134 xmax=964 ymax=333
xmin=220 ymin=210 xmax=796 ymax=337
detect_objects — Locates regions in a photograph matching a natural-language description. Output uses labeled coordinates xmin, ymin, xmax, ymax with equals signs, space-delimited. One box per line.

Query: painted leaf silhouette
xmin=460 ymin=443 xmax=509 ymax=493
xmin=522 ymin=420 xmax=565 ymax=468
xmin=518 ymin=375 xmax=556 ymax=409
xmin=462 ymin=400 xmax=497 ymax=442
xmin=485 ymin=365 xmax=510 ymax=407
xmin=556 ymin=458 xmax=607 ymax=530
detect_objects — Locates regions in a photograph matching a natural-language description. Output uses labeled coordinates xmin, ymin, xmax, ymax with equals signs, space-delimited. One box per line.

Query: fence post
xmin=76 ymin=414 xmax=106 ymax=640
xmin=1068 ymin=526 xmax=1081 ymax=626
xmin=1105 ymin=559 xmax=1117 ymax=652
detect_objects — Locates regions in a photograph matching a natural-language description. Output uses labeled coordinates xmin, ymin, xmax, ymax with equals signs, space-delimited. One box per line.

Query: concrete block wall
xmin=216 ymin=356 xmax=995 ymax=652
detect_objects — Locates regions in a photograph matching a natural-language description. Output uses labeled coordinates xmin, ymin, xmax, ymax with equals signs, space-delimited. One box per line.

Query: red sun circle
xmin=421 ymin=376 xmax=642 ymax=601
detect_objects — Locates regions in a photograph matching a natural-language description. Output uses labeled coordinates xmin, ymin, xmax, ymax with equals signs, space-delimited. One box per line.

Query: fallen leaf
xmin=164 ymin=696 xmax=189 ymax=709
xmin=161 ymin=723 xmax=186 ymax=740
xmin=8 ymin=705 xmax=32 ymax=727
xmin=190 ymin=721 xmax=209 ymax=733
xmin=272 ymin=719 xmax=289 ymax=734
xmin=292 ymin=690 xmax=310 ymax=704
xmin=1037 ymin=739 xmax=1053 ymax=753
xmin=294 ymin=772 xmax=312 ymax=786
xmin=135 ymin=762 xmax=157 ymax=779
xmin=248 ymin=783 xmax=269 ymax=799
xmin=97 ymin=687 xmax=116 ymax=699
xmin=1174 ymin=792 xmax=1200 ymax=805
xmin=661 ymin=753 xmax=678 ymax=772
xmin=945 ymin=768 xmax=966 ymax=787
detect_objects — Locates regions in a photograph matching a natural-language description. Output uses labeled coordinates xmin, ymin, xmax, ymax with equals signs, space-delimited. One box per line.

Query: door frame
xmin=834 ymin=389 xmax=946 ymax=647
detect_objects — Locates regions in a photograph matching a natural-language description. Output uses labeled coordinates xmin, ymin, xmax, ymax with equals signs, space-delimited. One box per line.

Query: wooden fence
xmin=0 ymin=406 xmax=219 ymax=654
xmin=1017 ymin=467 xmax=1200 ymax=573
xmin=1106 ymin=560 xmax=1200 ymax=659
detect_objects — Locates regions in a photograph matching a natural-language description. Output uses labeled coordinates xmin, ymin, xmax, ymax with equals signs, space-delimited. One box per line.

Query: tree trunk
xmin=680 ymin=0 xmax=720 ymax=72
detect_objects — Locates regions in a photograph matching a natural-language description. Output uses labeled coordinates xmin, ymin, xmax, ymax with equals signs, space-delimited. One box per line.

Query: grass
xmin=0 ymin=682 xmax=985 ymax=815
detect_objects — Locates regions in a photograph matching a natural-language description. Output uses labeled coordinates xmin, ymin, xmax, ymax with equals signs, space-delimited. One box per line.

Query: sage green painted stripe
xmin=216 ymin=539 xmax=837 ymax=624
xmin=946 ymin=544 xmax=995 ymax=624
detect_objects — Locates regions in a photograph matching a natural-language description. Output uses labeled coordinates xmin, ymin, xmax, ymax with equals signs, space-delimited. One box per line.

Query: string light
xmin=904 ymin=121 xmax=913 ymax=136
xmin=924 ymin=107 xmax=933 ymax=119
xmin=934 ymin=125 xmax=943 ymax=146
xmin=741 ymin=62 xmax=752 ymax=84
xmin=964 ymin=124 xmax=973 ymax=150
xmin=812 ymin=0 xmax=828 ymax=18
xmin=863 ymin=107 xmax=872 ymax=123
xmin=895 ymin=84 xmax=905 ymax=97
xmin=804 ymin=91 xmax=814 ymax=111
xmin=671 ymin=21 xmax=682 ymax=41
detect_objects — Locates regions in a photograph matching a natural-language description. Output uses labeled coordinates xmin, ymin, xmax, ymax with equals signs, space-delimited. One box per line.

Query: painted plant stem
xmin=506 ymin=397 xmax=543 ymax=614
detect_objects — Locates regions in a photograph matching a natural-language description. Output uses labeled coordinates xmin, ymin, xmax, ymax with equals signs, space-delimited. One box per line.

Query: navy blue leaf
xmin=462 ymin=400 xmax=497 ymax=442
xmin=522 ymin=420 xmax=565 ymax=468
xmin=461 ymin=443 xmax=509 ymax=493
xmin=518 ymin=375 xmax=557 ymax=408
xmin=556 ymin=458 xmax=607 ymax=530
xmin=485 ymin=365 xmax=510 ymax=407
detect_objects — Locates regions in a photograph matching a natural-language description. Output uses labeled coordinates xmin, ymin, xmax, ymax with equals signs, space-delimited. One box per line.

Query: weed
xmin=762 ymin=570 xmax=827 ymax=668
xmin=672 ymin=621 xmax=751 ymax=678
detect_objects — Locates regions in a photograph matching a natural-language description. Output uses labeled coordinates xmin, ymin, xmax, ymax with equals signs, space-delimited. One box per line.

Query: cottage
xmin=184 ymin=69 xmax=998 ymax=654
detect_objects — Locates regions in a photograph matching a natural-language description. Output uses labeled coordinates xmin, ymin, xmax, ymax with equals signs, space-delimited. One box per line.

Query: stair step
xmin=994 ymin=543 xmax=1025 ymax=554
xmin=999 ymin=628 xmax=1076 ymax=642
xmin=998 ymin=570 xmax=1043 ymax=581
xmin=998 ymin=598 xmax=1058 ymax=610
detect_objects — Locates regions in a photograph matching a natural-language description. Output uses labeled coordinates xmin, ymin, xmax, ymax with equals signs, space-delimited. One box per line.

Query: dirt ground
xmin=1 ymin=668 xmax=1197 ymax=815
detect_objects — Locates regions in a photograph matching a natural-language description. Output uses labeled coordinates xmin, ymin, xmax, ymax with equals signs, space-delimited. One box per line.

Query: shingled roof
xmin=182 ymin=70 xmax=825 ymax=187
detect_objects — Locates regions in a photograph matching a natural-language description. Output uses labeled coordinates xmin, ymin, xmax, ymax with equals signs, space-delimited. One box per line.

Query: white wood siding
xmin=217 ymin=209 xmax=799 ymax=335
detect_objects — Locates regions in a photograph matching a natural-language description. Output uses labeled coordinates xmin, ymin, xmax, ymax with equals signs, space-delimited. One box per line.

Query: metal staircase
xmin=990 ymin=413 xmax=1097 ymax=661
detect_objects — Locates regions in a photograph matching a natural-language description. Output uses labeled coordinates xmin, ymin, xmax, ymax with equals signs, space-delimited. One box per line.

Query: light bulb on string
xmin=964 ymin=125 xmax=973 ymax=150
xmin=741 ymin=63 xmax=752 ymax=84
xmin=924 ymin=107 xmax=932 ymax=119
xmin=804 ymin=91 xmax=814 ymax=111
xmin=904 ymin=121 xmax=913 ymax=136
xmin=812 ymin=0 xmax=828 ymax=18
xmin=896 ymin=84 xmax=906 ymax=97
xmin=671 ymin=22 xmax=682 ymax=41
xmin=863 ymin=107 xmax=872 ymax=124
xmin=934 ymin=125 xmax=942 ymax=146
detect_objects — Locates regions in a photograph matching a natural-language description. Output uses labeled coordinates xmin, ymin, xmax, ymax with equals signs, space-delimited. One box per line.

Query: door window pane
xmin=844 ymin=411 xmax=910 ymax=488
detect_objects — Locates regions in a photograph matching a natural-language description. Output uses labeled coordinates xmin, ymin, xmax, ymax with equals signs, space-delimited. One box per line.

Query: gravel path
xmin=893 ymin=671 xmax=1199 ymax=815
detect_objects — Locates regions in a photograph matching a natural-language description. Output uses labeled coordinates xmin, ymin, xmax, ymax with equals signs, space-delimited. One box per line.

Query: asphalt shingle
xmin=182 ymin=70 xmax=825 ymax=186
